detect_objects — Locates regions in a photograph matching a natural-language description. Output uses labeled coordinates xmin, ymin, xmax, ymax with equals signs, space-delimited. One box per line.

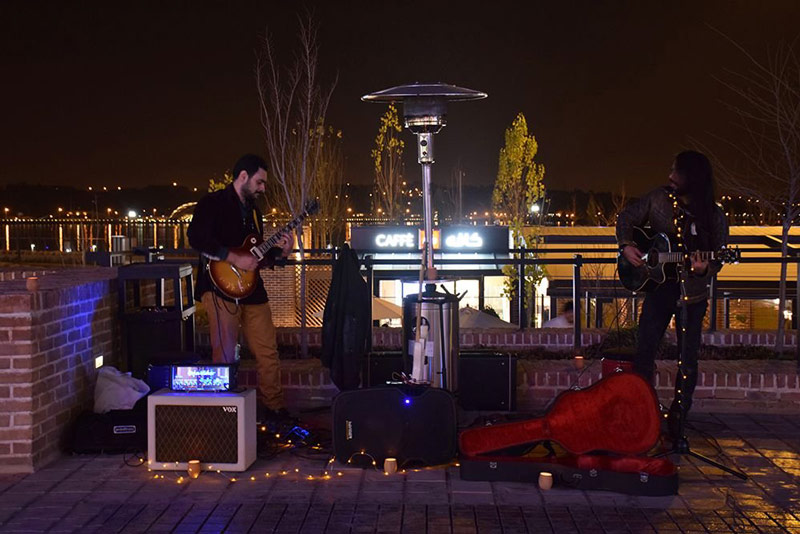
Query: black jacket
xmin=321 ymin=245 xmax=371 ymax=390
xmin=187 ymin=185 xmax=269 ymax=304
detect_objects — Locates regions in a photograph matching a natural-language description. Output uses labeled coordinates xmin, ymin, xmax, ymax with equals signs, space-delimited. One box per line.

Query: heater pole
xmin=418 ymin=132 xmax=435 ymax=278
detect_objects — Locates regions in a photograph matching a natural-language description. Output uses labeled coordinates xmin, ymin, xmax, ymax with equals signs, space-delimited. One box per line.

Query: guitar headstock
xmin=718 ymin=246 xmax=740 ymax=264
xmin=304 ymin=199 xmax=321 ymax=217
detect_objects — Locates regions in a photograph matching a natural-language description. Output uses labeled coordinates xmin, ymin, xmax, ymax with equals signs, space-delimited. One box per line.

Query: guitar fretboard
xmin=256 ymin=209 xmax=311 ymax=255
xmin=657 ymin=251 xmax=719 ymax=263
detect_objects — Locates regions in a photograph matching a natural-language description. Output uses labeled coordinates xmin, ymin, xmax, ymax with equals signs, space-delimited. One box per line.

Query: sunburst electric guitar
xmin=208 ymin=200 xmax=319 ymax=300
xmin=617 ymin=226 xmax=739 ymax=293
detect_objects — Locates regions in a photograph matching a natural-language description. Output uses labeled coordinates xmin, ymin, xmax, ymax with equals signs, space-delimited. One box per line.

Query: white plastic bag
xmin=93 ymin=366 xmax=150 ymax=413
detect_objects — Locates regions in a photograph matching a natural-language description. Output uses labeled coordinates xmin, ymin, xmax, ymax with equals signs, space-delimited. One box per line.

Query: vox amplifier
xmin=147 ymin=389 xmax=256 ymax=472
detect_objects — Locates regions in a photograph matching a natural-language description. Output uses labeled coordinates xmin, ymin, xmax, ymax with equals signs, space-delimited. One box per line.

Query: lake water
xmin=1 ymin=220 xmax=190 ymax=252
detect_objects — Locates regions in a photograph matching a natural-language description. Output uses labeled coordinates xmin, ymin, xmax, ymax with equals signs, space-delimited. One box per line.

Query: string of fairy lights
xmin=668 ymin=189 xmax=691 ymax=413
xmin=130 ymin=423 xmax=460 ymax=485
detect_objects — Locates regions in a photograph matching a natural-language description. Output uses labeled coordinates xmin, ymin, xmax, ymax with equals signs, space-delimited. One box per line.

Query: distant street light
xmin=127 ymin=210 xmax=137 ymax=218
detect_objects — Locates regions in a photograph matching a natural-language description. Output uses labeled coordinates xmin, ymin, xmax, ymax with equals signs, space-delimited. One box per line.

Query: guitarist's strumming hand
xmin=690 ymin=250 xmax=709 ymax=275
xmin=228 ymin=249 xmax=259 ymax=272
xmin=622 ymin=245 xmax=645 ymax=267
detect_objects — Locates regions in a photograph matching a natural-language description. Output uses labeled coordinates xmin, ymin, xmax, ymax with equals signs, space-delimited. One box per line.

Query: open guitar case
xmin=458 ymin=372 xmax=678 ymax=495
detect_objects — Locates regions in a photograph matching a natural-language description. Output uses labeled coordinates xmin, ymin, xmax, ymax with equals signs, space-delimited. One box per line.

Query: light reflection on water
xmin=1 ymin=220 xmax=189 ymax=252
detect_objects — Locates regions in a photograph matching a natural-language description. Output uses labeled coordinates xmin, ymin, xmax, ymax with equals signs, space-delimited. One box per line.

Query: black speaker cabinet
xmin=362 ymin=351 xmax=405 ymax=387
xmin=332 ymin=386 xmax=457 ymax=467
xmin=458 ymin=352 xmax=517 ymax=411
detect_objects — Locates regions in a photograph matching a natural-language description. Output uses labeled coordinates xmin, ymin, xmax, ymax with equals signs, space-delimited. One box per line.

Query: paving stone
xmin=0 ymin=412 xmax=799 ymax=532
xmin=450 ymin=491 xmax=495 ymax=505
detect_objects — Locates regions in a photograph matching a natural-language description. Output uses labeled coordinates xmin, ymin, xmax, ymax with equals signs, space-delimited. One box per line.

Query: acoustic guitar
xmin=208 ymin=199 xmax=319 ymax=300
xmin=617 ymin=226 xmax=739 ymax=293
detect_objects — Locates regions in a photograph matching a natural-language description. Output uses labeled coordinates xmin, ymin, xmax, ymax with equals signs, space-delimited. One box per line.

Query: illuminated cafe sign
xmin=440 ymin=226 xmax=508 ymax=253
xmin=375 ymin=232 xmax=416 ymax=248
xmin=350 ymin=227 xmax=419 ymax=251
xmin=350 ymin=226 xmax=508 ymax=253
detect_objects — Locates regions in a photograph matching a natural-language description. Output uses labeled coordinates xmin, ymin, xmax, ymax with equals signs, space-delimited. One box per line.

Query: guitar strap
xmin=251 ymin=208 xmax=261 ymax=237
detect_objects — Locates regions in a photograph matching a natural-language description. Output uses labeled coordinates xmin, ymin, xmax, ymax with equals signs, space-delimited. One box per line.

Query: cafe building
xmin=349 ymin=225 xmax=514 ymax=324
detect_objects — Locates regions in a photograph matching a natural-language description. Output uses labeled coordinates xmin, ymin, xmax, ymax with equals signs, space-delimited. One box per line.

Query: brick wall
xmin=516 ymin=359 xmax=800 ymax=413
xmin=260 ymin=265 xmax=297 ymax=327
xmin=0 ymin=268 xmax=119 ymax=473
xmin=235 ymin=357 xmax=800 ymax=414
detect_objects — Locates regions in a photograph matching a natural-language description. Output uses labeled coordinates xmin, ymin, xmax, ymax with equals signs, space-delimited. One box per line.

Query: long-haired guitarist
xmin=187 ymin=154 xmax=293 ymax=422
xmin=615 ymin=150 xmax=729 ymax=440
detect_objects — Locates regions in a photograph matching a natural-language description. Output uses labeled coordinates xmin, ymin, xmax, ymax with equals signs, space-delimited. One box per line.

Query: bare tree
xmin=256 ymin=13 xmax=337 ymax=357
xmin=312 ymin=126 xmax=346 ymax=247
xmin=596 ymin=184 xmax=628 ymax=227
xmin=701 ymin=36 xmax=800 ymax=353
xmin=442 ymin=159 xmax=465 ymax=224
xmin=586 ymin=191 xmax=601 ymax=226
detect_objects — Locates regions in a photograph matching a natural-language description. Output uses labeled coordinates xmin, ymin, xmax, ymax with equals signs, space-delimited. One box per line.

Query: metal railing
xmin=88 ymin=245 xmax=800 ymax=365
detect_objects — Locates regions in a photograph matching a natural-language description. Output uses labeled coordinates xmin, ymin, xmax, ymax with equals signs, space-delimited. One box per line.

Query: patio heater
xmin=362 ymin=83 xmax=487 ymax=390
xmin=362 ymin=82 xmax=487 ymax=279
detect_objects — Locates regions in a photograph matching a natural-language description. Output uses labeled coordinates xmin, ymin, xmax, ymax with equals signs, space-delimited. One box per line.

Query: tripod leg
xmin=686 ymin=449 xmax=748 ymax=481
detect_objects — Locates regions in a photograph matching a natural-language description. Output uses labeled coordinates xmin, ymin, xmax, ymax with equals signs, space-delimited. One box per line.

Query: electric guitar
xmin=208 ymin=199 xmax=320 ymax=300
xmin=617 ymin=226 xmax=739 ymax=293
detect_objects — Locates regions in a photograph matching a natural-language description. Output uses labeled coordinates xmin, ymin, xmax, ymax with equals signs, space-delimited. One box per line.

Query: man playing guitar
xmin=188 ymin=154 xmax=293 ymax=423
xmin=616 ymin=150 xmax=729 ymax=440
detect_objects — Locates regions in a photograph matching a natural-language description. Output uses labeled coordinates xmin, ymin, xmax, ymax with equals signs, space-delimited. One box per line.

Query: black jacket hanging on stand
xmin=321 ymin=244 xmax=370 ymax=391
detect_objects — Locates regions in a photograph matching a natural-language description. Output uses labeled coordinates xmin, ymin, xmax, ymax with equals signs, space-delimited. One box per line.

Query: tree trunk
xmin=776 ymin=220 xmax=789 ymax=354
xmin=297 ymin=225 xmax=308 ymax=358
xmin=527 ymin=287 xmax=536 ymax=328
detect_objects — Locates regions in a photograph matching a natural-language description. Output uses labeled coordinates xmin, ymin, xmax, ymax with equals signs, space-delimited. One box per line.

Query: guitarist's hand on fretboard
xmin=276 ymin=233 xmax=293 ymax=257
xmin=228 ymin=249 xmax=258 ymax=271
xmin=622 ymin=245 xmax=645 ymax=267
xmin=689 ymin=251 xmax=709 ymax=275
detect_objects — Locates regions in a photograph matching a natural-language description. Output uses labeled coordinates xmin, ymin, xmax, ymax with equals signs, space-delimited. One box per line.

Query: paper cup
xmin=383 ymin=458 xmax=397 ymax=475
xmin=538 ymin=471 xmax=553 ymax=490
xmin=187 ymin=460 xmax=201 ymax=479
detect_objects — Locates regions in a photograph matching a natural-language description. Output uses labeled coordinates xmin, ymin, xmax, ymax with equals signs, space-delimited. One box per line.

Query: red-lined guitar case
xmin=458 ymin=372 xmax=678 ymax=495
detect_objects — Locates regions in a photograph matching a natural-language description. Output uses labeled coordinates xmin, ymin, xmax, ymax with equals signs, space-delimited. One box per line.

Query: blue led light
xmin=404 ymin=398 xmax=411 ymax=405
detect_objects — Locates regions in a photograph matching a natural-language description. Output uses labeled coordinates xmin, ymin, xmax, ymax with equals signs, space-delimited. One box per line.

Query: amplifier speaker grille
xmin=154 ymin=405 xmax=239 ymax=463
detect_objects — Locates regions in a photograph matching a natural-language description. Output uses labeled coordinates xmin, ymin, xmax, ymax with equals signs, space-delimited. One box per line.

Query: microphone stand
xmin=656 ymin=262 xmax=747 ymax=480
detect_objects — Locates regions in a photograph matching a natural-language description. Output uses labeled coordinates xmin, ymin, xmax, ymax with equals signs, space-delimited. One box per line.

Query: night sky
xmin=1 ymin=1 xmax=798 ymax=196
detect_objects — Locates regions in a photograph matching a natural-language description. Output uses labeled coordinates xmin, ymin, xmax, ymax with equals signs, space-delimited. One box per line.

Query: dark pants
xmin=634 ymin=282 xmax=708 ymax=415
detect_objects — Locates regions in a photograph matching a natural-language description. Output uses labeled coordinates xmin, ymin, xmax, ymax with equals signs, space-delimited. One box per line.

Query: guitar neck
xmin=255 ymin=212 xmax=307 ymax=255
xmin=658 ymin=251 xmax=719 ymax=263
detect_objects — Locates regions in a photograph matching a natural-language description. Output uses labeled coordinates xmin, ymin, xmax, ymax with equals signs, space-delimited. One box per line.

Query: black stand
xmin=655 ymin=265 xmax=748 ymax=481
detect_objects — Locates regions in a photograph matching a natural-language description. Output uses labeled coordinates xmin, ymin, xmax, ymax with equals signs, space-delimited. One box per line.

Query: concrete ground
xmin=1 ymin=412 xmax=799 ymax=533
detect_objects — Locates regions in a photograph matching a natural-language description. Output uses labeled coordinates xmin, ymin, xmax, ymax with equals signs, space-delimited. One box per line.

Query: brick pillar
xmin=0 ymin=269 xmax=119 ymax=473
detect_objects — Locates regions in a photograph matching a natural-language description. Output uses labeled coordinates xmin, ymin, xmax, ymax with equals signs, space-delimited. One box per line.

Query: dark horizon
xmin=1 ymin=1 xmax=798 ymax=196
